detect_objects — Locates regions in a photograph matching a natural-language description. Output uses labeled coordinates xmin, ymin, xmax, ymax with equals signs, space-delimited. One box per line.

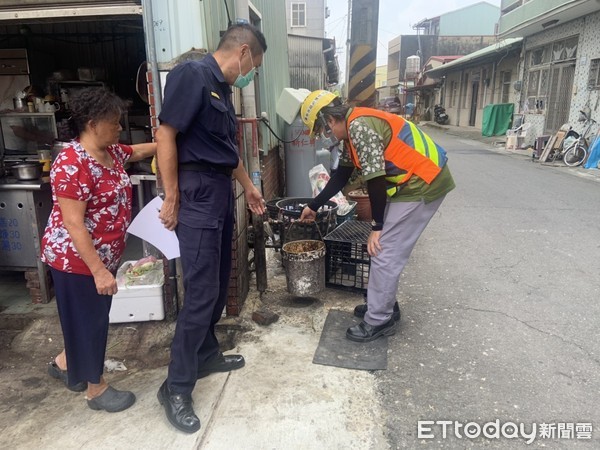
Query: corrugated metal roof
xmin=426 ymin=38 xmax=523 ymax=77
xmin=288 ymin=34 xmax=325 ymax=90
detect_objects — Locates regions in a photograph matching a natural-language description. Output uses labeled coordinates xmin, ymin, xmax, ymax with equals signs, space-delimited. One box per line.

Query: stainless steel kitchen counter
xmin=0 ymin=176 xmax=51 ymax=191
xmin=0 ymin=176 xmax=53 ymax=303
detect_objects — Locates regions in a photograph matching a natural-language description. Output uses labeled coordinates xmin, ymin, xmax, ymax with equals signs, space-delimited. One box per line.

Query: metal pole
xmin=347 ymin=0 xmax=379 ymax=106
xmin=235 ymin=0 xmax=267 ymax=293
xmin=141 ymin=0 xmax=162 ymax=114
xmin=141 ymin=0 xmax=179 ymax=319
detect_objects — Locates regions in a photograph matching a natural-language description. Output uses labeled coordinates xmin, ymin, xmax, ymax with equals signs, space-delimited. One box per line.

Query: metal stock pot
xmin=51 ymin=141 xmax=70 ymax=161
xmin=9 ymin=161 xmax=44 ymax=180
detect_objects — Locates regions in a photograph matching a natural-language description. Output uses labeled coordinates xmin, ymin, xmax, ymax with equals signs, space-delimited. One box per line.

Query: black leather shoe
xmin=157 ymin=381 xmax=200 ymax=433
xmin=197 ymin=353 xmax=245 ymax=379
xmin=353 ymin=301 xmax=401 ymax=321
xmin=346 ymin=318 xmax=397 ymax=343
xmin=47 ymin=360 xmax=87 ymax=392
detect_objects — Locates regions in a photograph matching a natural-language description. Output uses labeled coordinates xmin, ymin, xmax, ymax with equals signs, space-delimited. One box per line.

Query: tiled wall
xmin=520 ymin=11 xmax=600 ymax=141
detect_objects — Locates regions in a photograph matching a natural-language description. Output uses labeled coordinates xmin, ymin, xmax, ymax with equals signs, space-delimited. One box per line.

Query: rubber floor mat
xmin=312 ymin=309 xmax=388 ymax=370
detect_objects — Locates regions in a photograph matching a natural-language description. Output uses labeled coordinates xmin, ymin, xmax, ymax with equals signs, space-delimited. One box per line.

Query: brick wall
xmin=261 ymin=145 xmax=284 ymax=201
xmin=226 ymin=181 xmax=250 ymax=316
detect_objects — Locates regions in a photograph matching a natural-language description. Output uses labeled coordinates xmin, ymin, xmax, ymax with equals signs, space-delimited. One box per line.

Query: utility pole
xmin=347 ymin=0 xmax=379 ymax=106
xmin=235 ymin=1 xmax=267 ymax=294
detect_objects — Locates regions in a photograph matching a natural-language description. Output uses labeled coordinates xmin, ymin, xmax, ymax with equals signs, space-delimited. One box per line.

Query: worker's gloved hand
xmin=299 ymin=206 xmax=317 ymax=222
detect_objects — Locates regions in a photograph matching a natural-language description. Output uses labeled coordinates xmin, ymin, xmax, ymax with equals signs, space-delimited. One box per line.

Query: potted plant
xmin=346 ymin=175 xmax=372 ymax=222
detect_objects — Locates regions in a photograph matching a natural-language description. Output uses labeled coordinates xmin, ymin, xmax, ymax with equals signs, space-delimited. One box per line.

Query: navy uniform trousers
xmin=167 ymin=169 xmax=234 ymax=395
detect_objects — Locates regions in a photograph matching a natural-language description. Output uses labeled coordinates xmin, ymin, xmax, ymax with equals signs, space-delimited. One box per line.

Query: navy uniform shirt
xmin=158 ymin=54 xmax=239 ymax=168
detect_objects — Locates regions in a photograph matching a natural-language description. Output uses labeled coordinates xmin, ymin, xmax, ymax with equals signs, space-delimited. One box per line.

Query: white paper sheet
xmin=127 ymin=196 xmax=180 ymax=260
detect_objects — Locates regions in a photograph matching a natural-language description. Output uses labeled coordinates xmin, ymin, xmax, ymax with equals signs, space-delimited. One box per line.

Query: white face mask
xmin=233 ymin=49 xmax=256 ymax=89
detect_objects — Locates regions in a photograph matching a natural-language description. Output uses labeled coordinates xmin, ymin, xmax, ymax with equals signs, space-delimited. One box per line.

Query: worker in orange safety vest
xmin=299 ymin=90 xmax=456 ymax=343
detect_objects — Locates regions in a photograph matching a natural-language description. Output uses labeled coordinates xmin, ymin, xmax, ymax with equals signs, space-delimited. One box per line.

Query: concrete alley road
xmin=378 ymin=129 xmax=600 ymax=449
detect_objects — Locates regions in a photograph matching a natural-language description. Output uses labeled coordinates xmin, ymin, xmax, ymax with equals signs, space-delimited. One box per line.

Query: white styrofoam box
xmin=109 ymin=260 xmax=165 ymax=323
xmin=276 ymin=88 xmax=311 ymax=125
xmin=109 ymin=283 xmax=164 ymax=323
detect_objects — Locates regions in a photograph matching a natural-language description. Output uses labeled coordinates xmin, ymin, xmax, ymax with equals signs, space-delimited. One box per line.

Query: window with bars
xmin=479 ymin=68 xmax=489 ymax=108
xmin=527 ymin=37 xmax=578 ymax=69
xmin=551 ymin=36 xmax=578 ymax=62
xmin=589 ymin=58 xmax=600 ymax=89
xmin=291 ymin=2 xmax=306 ymax=27
xmin=462 ymin=73 xmax=469 ymax=109
xmin=526 ymin=68 xmax=549 ymax=112
xmin=450 ymin=80 xmax=457 ymax=107
xmin=501 ymin=71 xmax=511 ymax=103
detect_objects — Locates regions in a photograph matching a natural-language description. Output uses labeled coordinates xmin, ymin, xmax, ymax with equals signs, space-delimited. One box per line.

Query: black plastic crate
xmin=276 ymin=197 xmax=338 ymax=243
xmin=323 ymin=221 xmax=371 ymax=292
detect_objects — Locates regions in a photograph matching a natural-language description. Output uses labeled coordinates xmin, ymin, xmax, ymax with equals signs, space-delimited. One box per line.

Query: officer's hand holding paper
xmin=127 ymin=196 xmax=180 ymax=260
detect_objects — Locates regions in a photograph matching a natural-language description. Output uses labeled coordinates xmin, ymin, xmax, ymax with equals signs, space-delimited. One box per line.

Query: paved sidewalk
xmin=0 ymin=255 xmax=388 ymax=450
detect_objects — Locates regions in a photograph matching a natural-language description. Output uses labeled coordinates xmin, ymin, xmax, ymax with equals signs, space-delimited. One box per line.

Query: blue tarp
xmin=584 ymin=136 xmax=600 ymax=169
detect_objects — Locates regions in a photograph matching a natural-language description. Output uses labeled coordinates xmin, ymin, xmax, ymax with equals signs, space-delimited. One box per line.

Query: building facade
xmin=386 ymin=2 xmax=500 ymax=98
xmin=284 ymin=0 xmax=338 ymax=89
xmin=498 ymin=0 xmax=600 ymax=141
xmin=428 ymin=39 xmax=522 ymax=128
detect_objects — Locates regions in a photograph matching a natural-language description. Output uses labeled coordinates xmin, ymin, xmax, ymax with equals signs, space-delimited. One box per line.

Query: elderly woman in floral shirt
xmin=41 ymin=88 xmax=156 ymax=413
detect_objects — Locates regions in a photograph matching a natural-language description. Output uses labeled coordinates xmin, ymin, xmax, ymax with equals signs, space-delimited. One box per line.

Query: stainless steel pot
xmin=10 ymin=161 xmax=44 ymax=180
xmin=51 ymin=141 xmax=70 ymax=161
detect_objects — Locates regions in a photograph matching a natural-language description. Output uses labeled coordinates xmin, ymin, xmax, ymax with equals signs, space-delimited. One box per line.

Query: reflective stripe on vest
xmin=346 ymin=107 xmax=447 ymax=195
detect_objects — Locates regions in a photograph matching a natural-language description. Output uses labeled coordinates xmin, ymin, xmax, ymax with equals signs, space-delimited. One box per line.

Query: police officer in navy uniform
xmin=155 ymin=23 xmax=267 ymax=433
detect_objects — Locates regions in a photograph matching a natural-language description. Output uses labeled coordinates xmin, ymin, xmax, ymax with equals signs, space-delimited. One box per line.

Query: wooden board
xmin=539 ymin=124 xmax=570 ymax=162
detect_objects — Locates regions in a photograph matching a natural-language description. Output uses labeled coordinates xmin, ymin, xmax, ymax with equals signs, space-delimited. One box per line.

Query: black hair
xmin=69 ymin=88 xmax=126 ymax=136
xmin=217 ymin=23 xmax=267 ymax=56
xmin=320 ymin=103 xmax=349 ymax=123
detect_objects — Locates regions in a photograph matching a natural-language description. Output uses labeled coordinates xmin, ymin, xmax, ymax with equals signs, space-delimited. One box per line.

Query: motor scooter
xmin=434 ymin=104 xmax=449 ymax=125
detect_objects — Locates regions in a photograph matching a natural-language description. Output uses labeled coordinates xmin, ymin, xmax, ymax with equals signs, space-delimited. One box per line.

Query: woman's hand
xmin=300 ymin=206 xmax=317 ymax=222
xmin=93 ymin=268 xmax=118 ymax=296
xmin=245 ymin=186 xmax=266 ymax=216
xmin=159 ymin=196 xmax=179 ymax=230
xmin=367 ymin=230 xmax=383 ymax=257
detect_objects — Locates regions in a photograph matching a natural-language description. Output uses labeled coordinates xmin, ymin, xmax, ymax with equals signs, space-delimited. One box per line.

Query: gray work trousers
xmin=365 ymin=195 xmax=445 ymax=326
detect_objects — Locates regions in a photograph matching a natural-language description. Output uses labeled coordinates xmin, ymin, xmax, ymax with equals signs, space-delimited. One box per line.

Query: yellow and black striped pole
xmin=348 ymin=0 xmax=379 ymax=106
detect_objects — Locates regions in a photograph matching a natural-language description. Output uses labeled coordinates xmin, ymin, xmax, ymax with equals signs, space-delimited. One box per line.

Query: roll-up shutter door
xmin=0 ymin=1 xmax=141 ymax=21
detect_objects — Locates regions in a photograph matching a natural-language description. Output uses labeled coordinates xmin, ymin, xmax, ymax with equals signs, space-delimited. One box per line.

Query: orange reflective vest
xmin=346 ymin=107 xmax=448 ymax=196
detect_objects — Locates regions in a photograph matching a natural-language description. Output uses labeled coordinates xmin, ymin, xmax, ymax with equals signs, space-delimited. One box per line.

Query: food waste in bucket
xmin=281 ymin=238 xmax=326 ymax=296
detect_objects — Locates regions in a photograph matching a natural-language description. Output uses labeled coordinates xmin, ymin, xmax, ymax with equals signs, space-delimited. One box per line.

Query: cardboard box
xmin=109 ymin=260 xmax=165 ymax=323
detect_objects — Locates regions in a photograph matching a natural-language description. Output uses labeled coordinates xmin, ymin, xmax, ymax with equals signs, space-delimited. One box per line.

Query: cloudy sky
xmin=325 ymin=0 xmax=501 ymax=77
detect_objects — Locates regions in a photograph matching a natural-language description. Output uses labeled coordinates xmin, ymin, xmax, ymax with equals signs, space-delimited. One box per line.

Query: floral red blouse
xmin=41 ymin=140 xmax=133 ymax=275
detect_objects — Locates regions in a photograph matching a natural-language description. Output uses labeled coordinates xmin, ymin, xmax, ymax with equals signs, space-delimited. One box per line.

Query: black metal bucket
xmin=276 ymin=197 xmax=337 ymax=243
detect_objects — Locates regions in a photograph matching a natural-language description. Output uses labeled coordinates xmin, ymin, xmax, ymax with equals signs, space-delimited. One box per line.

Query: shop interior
xmin=0 ymin=14 xmax=152 ymax=156
xmin=0 ymin=13 xmax=153 ymax=307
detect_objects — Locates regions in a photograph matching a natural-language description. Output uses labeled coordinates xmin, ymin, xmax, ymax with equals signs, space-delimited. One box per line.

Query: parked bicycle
xmin=548 ymin=111 xmax=597 ymax=167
